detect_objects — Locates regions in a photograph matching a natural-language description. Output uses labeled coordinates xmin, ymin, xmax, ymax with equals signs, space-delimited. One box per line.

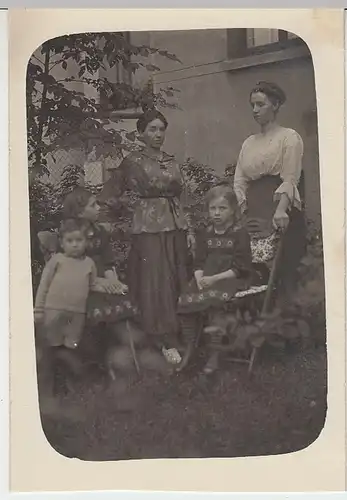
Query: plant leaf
xmin=125 ymin=131 xmax=136 ymax=142
xmin=145 ymin=64 xmax=161 ymax=72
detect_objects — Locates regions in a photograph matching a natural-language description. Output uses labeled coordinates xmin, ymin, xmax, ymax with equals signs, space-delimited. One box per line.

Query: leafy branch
xmin=27 ymin=32 xmax=181 ymax=178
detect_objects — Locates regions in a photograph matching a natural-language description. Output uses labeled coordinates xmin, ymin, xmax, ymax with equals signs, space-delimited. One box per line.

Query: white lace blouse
xmin=233 ymin=126 xmax=304 ymax=212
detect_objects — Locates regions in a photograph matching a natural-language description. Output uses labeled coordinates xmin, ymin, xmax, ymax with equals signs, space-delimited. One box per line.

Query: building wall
xmin=130 ymin=29 xmax=321 ymax=227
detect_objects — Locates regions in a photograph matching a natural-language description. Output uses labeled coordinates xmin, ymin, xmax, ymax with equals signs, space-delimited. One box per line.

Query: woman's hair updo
xmin=136 ymin=109 xmax=169 ymax=134
xmin=250 ymin=81 xmax=286 ymax=107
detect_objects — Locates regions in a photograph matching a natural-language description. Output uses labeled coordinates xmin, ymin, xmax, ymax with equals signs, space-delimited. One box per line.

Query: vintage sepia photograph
xmin=27 ymin=27 xmax=326 ymax=462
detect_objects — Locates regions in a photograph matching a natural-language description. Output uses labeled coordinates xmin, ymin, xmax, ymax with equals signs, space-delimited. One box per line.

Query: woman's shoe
xmin=162 ymin=347 xmax=182 ymax=365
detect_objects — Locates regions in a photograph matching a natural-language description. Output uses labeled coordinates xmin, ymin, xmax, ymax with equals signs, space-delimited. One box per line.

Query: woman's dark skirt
xmin=127 ymin=229 xmax=190 ymax=338
xmin=277 ymin=207 xmax=306 ymax=296
xmin=246 ymin=175 xmax=307 ymax=298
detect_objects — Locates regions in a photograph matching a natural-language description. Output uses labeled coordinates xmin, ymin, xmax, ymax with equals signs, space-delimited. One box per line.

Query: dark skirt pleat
xmin=127 ymin=230 xmax=190 ymax=337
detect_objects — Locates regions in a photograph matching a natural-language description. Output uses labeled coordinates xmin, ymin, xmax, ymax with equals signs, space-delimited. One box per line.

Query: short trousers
xmin=43 ymin=309 xmax=86 ymax=349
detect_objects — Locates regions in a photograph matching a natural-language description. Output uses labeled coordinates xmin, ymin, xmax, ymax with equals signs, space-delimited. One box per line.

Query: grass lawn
xmin=41 ymin=341 xmax=327 ymax=462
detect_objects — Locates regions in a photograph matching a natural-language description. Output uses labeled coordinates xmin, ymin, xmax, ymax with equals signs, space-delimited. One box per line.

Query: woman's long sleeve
xmin=274 ymin=130 xmax=304 ymax=210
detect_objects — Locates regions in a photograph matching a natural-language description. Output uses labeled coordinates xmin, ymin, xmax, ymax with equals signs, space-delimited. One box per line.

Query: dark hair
xmin=205 ymin=183 xmax=242 ymax=228
xmin=137 ymin=109 xmax=168 ymax=134
xmin=62 ymin=187 xmax=93 ymax=219
xmin=59 ymin=218 xmax=89 ymax=238
xmin=250 ymin=81 xmax=286 ymax=107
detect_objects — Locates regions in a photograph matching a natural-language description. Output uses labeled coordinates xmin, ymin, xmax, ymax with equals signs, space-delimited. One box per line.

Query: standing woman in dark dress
xmin=234 ymin=81 xmax=306 ymax=301
xmin=99 ymin=110 xmax=195 ymax=363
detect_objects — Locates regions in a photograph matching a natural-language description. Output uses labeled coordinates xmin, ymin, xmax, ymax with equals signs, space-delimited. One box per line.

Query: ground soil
xmin=41 ymin=342 xmax=327 ymax=462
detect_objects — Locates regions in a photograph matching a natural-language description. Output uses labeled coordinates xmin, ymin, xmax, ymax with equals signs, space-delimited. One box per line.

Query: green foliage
xmin=181 ymin=157 xmax=224 ymax=228
xmin=27 ymin=32 xmax=181 ymax=176
xmin=226 ymin=307 xmax=312 ymax=354
xmin=29 ymin=177 xmax=61 ymax=230
xmin=28 ymin=31 xmax=182 ymax=272
xmin=217 ymin=226 xmax=325 ymax=355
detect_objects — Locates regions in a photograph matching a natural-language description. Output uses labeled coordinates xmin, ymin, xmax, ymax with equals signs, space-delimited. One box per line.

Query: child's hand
xmin=199 ymin=275 xmax=217 ymax=289
xmin=34 ymin=310 xmax=44 ymax=324
xmin=195 ymin=273 xmax=204 ymax=291
xmin=104 ymin=278 xmax=128 ymax=295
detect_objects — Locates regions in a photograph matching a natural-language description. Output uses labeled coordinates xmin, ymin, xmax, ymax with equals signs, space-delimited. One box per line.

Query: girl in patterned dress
xmin=61 ymin=187 xmax=145 ymax=353
xmin=177 ymin=184 xmax=254 ymax=374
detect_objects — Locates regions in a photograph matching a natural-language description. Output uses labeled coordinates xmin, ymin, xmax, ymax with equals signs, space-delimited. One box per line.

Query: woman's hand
xmin=273 ymin=209 xmax=289 ymax=232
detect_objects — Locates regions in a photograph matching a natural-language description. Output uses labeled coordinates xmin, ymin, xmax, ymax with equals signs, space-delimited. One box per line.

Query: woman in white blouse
xmin=234 ymin=81 xmax=306 ymax=300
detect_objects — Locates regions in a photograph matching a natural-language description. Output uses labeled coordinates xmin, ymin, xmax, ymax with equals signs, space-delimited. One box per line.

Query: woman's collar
xmin=140 ymin=145 xmax=174 ymax=161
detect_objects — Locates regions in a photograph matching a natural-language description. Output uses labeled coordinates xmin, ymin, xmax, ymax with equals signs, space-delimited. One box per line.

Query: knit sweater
xmin=35 ymin=253 xmax=98 ymax=314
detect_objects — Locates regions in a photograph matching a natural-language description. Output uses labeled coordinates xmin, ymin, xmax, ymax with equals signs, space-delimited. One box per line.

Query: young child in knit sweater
xmin=35 ymin=218 xmax=104 ymax=411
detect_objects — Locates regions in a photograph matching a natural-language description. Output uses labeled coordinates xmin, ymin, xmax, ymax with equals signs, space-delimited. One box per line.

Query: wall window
xmin=227 ymin=28 xmax=306 ymax=60
xmin=113 ymin=32 xmax=133 ymax=86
